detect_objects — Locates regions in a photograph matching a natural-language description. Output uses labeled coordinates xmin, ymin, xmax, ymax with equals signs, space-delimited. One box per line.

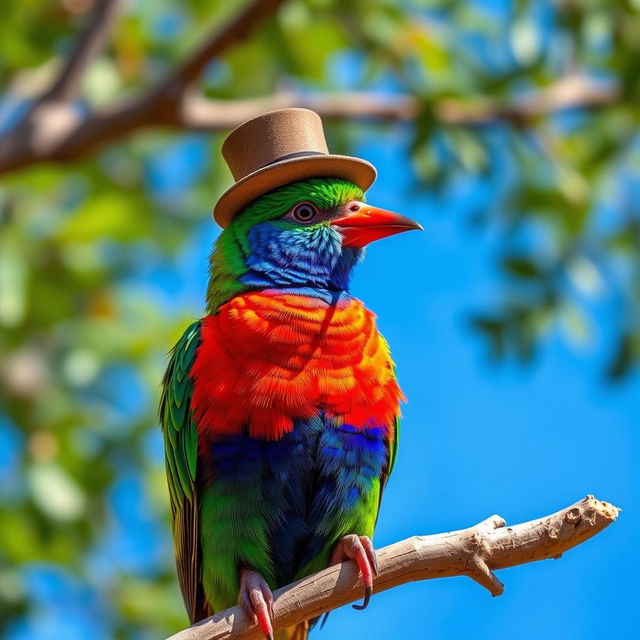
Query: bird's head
xmin=206 ymin=177 xmax=421 ymax=312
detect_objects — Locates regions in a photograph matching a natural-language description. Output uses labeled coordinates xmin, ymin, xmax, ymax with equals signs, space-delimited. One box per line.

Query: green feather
xmin=159 ymin=320 xmax=204 ymax=621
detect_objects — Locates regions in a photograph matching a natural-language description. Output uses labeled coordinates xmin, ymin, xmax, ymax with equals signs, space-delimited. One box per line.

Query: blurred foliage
xmin=0 ymin=0 xmax=639 ymax=637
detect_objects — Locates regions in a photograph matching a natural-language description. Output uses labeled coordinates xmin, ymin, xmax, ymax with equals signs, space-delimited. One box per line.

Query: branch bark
xmin=166 ymin=495 xmax=619 ymax=640
xmin=0 ymin=0 xmax=621 ymax=179
xmin=40 ymin=0 xmax=124 ymax=103
xmin=164 ymin=0 xmax=288 ymax=91
xmin=180 ymin=74 xmax=618 ymax=129
xmin=0 ymin=74 xmax=619 ymax=176
xmin=0 ymin=0 xmax=287 ymax=174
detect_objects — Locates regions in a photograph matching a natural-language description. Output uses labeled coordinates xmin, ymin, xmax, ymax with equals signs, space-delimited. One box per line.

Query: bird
xmin=160 ymin=109 xmax=421 ymax=640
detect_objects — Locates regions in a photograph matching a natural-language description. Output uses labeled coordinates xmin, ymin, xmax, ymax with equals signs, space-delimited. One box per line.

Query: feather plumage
xmin=160 ymin=178 xmax=411 ymax=636
xmin=159 ymin=321 xmax=209 ymax=623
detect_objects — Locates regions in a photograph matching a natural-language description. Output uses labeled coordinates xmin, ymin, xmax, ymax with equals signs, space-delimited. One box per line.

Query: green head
xmin=206 ymin=177 xmax=421 ymax=312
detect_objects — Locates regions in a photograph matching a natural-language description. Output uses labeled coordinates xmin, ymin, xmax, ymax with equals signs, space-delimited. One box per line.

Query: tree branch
xmin=180 ymin=74 xmax=619 ymax=129
xmin=166 ymin=495 xmax=619 ymax=640
xmin=0 ymin=73 xmax=619 ymax=176
xmin=0 ymin=0 xmax=286 ymax=174
xmin=40 ymin=0 xmax=124 ymax=103
xmin=164 ymin=0 xmax=288 ymax=92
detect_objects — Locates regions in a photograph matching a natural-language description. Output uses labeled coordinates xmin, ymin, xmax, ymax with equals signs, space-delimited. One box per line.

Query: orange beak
xmin=330 ymin=202 xmax=423 ymax=248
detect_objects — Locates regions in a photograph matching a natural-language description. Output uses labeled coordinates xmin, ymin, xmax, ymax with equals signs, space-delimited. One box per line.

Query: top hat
xmin=213 ymin=108 xmax=377 ymax=227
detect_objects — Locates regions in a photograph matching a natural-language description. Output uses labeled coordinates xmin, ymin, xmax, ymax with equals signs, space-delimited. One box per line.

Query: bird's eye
xmin=291 ymin=202 xmax=318 ymax=223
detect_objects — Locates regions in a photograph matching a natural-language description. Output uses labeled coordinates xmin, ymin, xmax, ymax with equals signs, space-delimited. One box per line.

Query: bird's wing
xmin=379 ymin=413 xmax=399 ymax=509
xmin=159 ymin=320 xmax=208 ymax=623
xmin=377 ymin=359 xmax=401 ymax=518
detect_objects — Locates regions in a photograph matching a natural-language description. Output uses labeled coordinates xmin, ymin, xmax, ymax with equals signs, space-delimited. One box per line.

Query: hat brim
xmin=213 ymin=154 xmax=377 ymax=228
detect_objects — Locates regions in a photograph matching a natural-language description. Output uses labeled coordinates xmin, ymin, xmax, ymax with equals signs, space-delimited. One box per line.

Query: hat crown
xmin=222 ymin=108 xmax=330 ymax=182
xmin=213 ymin=108 xmax=376 ymax=228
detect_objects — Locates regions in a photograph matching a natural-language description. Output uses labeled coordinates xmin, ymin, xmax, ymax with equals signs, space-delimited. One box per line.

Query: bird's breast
xmin=190 ymin=291 xmax=402 ymax=442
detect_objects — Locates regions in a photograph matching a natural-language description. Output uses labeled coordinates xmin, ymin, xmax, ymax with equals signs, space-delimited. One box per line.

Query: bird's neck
xmin=205 ymin=238 xmax=362 ymax=314
xmin=206 ymin=273 xmax=354 ymax=315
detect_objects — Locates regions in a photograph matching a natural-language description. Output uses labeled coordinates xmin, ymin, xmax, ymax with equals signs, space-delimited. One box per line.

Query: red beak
xmin=330 ymin=202 xmax=423 ymax=248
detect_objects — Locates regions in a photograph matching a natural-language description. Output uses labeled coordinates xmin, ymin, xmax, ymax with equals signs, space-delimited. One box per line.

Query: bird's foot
xmin=330 ymin=534 xmax=378 ymax=611
xmin=238 ymin=567 xmax=275 ymax=640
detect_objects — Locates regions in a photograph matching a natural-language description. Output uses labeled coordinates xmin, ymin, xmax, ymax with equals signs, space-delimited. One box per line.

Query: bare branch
xmin=179 ymin=92 xmax=419 ymax=129
xmin=166 ymin=496 xmax=619 ymax=640
xmin=0 ymin=73 xmax=620 ymax=176
xmin=180 ymin=75 xmax=619 ymax=129
xmin=0 ymin=0 xmax=287 ymax=174
xmin=40 ymin=0 xmax=124 ymax=103
xmin=164 ymin=0 xmax=288 ymax=92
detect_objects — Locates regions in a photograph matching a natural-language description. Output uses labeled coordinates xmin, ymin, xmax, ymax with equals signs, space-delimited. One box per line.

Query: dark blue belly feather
xmin=203 ymin=416 xmax=388 ymax=586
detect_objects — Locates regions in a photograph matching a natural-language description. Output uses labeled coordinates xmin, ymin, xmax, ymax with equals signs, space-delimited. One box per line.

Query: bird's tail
xmin=276 ymin=621 xmax=309 ymax=640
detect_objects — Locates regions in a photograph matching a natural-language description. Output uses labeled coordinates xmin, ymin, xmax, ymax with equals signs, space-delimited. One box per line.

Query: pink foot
xmin=238 ymin=568 xmax=275 ymax=640
xmin=330 ymin=534 xmax=379 ymax=610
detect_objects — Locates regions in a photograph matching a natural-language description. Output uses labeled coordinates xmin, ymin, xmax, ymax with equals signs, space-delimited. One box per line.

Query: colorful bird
xmin=160 ymin=109 xmax=421 ymax=640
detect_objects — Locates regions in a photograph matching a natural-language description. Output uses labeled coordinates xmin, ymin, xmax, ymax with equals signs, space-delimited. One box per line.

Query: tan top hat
xmin=213 ymin=108 xmax=377 ymax=227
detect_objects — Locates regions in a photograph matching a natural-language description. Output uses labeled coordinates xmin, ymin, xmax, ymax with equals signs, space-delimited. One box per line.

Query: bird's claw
xmin=238 ymin=568 xmax=275 ymax=640
xmin=330 ymin=534 xmax=378 ymax=611
xmin=352 ymin=585 xmax=372 ymax=610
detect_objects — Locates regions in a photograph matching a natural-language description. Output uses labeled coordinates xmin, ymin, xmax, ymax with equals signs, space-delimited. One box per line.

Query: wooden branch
xmin=164 ymin=0 xmax=288 ymax=92
xmin=180 ymin=75 xmax=619 ymax=129
xmin=166 ymin=495 xmax=619 ymax=640
xmin=0 ymin=74 xmax=620 ymax=176
xmin=40 ymin=0 xmax=124 ymax=103
xmin=178 ymin=92 xmax=420 ymax=130
xmin=0 ymin=0 xmax=286 ymax=174
xmin=0 ymin=0 xmax=619 ymax=178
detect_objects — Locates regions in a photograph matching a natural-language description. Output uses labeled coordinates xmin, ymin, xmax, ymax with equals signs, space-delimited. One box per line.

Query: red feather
xmin=190 ymin=292 xmax=403 ymax=443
